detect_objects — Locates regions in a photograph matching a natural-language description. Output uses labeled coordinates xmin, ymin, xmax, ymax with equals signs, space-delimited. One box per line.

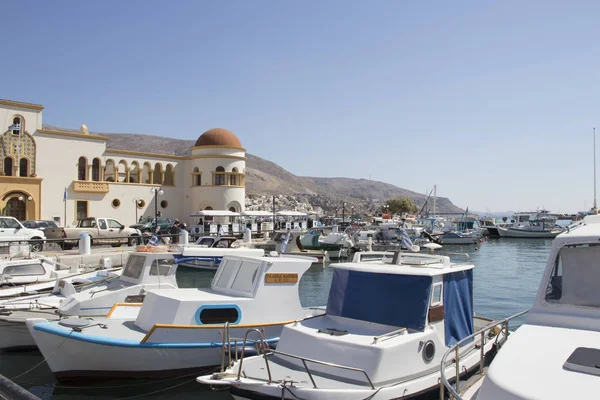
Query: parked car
xmin=22 ymin=220 xmax=68 ymax=248
xmin=63 ymin=217 xmax=142 ymax=248
xmin=0 ymin=217 xmax=46 ymax=252
xmin=130 ymin=217 xmax=176 ymax=234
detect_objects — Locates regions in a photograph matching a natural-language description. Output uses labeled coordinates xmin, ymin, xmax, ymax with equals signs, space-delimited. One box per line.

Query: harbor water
xmin=0 ymin=237 xmax=553 ymax=399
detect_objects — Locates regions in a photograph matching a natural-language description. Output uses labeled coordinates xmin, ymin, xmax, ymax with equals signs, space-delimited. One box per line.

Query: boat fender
xmin=225 ymin=346 xmax=259 ymax=358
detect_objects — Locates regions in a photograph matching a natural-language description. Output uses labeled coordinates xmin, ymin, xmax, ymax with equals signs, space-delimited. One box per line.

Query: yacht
xmin=496 ymin=212 xmax=563 ymax=238
xmin=26 ymin=253 xmax=322 ymax=381
xmin=176 ymin=237 xmax=264 ymax=270
xmin=440 ymin=215 xmax=600 ymax=399
xmin=197 ymin=251 xmax=499 ymax=399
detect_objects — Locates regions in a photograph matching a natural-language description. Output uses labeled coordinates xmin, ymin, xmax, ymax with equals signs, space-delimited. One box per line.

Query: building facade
xmin=0 ymin=99 xmax=246 ymax=226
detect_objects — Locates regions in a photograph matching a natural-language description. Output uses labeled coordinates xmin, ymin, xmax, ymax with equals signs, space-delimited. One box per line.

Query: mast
xmin=433 ymin=184 xmax=437 ymax=218
xmin=595 ymin=128 xmax=598 ymax=214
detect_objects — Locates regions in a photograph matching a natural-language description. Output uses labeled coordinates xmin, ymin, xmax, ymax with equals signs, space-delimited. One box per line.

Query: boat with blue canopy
xmin=198 ymin=251 xmax=499 ymax=399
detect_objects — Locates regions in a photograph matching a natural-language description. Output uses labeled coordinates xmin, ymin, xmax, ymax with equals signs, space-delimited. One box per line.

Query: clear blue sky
xmin=3 ymin=0 xmax=599 ymax=213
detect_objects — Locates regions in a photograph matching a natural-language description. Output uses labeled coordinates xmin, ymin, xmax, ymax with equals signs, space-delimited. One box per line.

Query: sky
xmin=2 ymin=0 xmax=600 ymax=213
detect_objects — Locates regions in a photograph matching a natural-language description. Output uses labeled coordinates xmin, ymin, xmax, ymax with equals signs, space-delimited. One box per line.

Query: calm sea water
xmin=0 ymin=237 xmax=553 ymax=399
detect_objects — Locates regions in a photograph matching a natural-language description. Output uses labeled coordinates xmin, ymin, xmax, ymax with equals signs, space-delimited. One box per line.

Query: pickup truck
xmin=0 ymin=216 xmax=46 ymax=252
xmin=22 ymin=220 xmax=68 ymax=249
xmin=63 ymin=217 xmax=142 ymax=248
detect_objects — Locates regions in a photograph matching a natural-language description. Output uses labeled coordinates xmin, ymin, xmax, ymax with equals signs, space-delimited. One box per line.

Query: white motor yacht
xmin=26 ymin=253 xmax=321 ymax=381
xmin=198 ymin=251 xmax=499 ymax=399
xmin=440 ymin=214 xmax=600 ymax=400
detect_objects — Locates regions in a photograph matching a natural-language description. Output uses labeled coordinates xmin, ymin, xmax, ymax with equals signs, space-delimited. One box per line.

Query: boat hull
xmin=26 ymin=318 xmax=283 ymax=381
xmin=496 ymin=227 xmax=561 ymax=238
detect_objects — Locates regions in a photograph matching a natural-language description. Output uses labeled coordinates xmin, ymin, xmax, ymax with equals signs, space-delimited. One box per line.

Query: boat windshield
xmin=326 ymin=269 xmax=432 ymax=331
xmin=545 ymin=244 xmax=600 ymax=308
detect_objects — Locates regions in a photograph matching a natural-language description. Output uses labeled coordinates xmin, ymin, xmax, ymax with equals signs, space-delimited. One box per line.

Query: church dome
xmin=195 ymin=128 xmax=242 ymax=148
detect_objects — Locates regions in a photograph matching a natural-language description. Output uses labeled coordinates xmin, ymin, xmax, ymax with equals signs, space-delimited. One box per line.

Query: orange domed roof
xmin=195 ymin=128 xmax=242 ymax=148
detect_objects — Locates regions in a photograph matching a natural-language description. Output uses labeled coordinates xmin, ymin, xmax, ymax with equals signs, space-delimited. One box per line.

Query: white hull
xmin=207 ymin=340 xmax=494 ymax=400
xmin=440 ymin=237 xmax=478 ymax=245
xmin=496 ymin=226 xmax=561 ymax=238
xmin=27 ymin=318 xmax=284 ymax=379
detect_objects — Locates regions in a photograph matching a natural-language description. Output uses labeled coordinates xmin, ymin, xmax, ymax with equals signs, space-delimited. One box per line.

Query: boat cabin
xmin=57 ymin=251 xmax=178 ymax=316
xmin=133 ymin=254 xmax=317 ymax=332
xmin=529 ymin=215 xmax=600 ymax=330
xmin=0 ymin=257 xmax=63 ymax=286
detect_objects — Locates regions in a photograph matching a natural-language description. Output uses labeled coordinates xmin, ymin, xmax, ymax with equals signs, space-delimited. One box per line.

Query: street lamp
xmin=150 ymin=187 xmax=163 ymax=232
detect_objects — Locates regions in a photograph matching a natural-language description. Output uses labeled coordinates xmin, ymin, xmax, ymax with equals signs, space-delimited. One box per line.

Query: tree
xmin=385 ymin=197 xmax=418 ymax=216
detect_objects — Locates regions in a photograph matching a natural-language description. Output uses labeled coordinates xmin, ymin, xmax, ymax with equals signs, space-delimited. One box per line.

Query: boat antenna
xmin=595 ymin=128 xmax=598 ymax=214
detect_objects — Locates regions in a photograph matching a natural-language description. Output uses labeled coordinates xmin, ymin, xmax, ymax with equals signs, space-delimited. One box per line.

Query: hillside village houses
xmin=0 ymin=99 xmax=248 ymax=228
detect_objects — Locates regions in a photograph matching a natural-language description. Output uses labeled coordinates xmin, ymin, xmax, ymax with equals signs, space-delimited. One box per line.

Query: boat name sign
xmin=265 ymin=273 xmax=298 ymax=283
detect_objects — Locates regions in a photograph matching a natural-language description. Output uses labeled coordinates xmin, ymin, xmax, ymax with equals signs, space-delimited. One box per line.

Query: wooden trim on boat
xmin=140 ymin=319 xmax=298 ymax=343
xmin=106 ymin=302 xmax=143 ymax=318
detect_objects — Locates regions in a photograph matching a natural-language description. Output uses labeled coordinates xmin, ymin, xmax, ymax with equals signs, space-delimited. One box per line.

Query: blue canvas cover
xmin=443 ymin=269 xmax=474 ymax=346
xmin=326 ymin=269 xmax=432 ymax=331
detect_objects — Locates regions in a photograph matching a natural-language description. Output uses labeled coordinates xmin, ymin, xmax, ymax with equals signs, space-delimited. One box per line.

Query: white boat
xmin=0 ymin=249 xmax=182 ymax=350
xmin=299 ymin=227 xmax=355 ymax=259
xmin=439 ymin=231 xmax=480 ymax=245
xmin=0 ymin=267 xmax=122 ymax=350
xmin=197 ymin=251 xmax=499 ymax=399
xmin=496 ymin=211 xmax=563 ymax=238
xmin=441 ymin=214 xmax=600 ymax=400
xmin=26 ymin=253 xmax=321 ymax=381
xmin=175 ymin=239 xmax=265 ymax=270
xmin=0 ymin=257 xmax=111 ymax=298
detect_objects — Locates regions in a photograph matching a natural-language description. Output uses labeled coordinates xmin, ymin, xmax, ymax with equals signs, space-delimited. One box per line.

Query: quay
xmin=23 ymin=246 xmax=132 ymax=269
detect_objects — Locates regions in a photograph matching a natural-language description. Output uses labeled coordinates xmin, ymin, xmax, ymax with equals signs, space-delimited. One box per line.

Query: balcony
xmin=73 ymin=180 xmax=110 ymax=193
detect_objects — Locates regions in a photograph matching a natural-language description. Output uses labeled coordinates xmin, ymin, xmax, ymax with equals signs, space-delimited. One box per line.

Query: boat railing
xmin=439 ymin=309 xmax=529 ymax=399
xmin=230 ymin=327 xmax=375 ymax=390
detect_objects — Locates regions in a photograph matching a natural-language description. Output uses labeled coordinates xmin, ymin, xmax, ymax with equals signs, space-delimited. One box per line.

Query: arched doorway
xmin=5 ymin=197 xmax=26 ymax=220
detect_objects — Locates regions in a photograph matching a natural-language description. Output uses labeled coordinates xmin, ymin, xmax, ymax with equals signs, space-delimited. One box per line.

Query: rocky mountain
xmin=43 ymin=125 xmax=463 ymax=214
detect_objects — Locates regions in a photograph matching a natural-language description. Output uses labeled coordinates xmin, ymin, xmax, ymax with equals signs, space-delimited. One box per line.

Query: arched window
xmin=153 ymin=163 xmax=163 ymax=184
xmin=118 ymin=160 xmax=127 ymax=182
xmin=164 ymin=164 xmax=174 ymax=185
xmin=193 ymin=167 xmax=201 ymax=186
xmin=104 ymin=159 xmax=115 ymax=182
xmin=230 ymin=167 xmax=238 ymax=186
xmin=142 ymin=162 xmax=151 ymax=184
xmin=214 ymin=166 xmax=225 ymax=185
xmin=11 ymin=117 xmax=21 ymax=135
xmin=229 ymin=207 xmax=236 ymax=212
xmin=92 ymin=158 xmax=101 ymax=181
xmin=4 ymin=157 xmax=13 ymax=176
xmin=204 ymin=206 xmax=213 ymax=210
xmin=19 ymin=158 xmax=29 ymax=177
xmin=77 ymin=157 xmax=87 ymax=180
xmin=129 ymin=161 xmax=139 ymax=183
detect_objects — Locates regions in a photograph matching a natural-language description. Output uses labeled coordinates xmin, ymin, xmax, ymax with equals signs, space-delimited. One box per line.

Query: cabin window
xmin=149 ymin=258 xmax=173 ymax=276
xmin=122 ymin=255 xmax=146 ymax=279
xmin=196 ymin=306 xmax=240 ymax=325
xmin=4 ymin=263 xmax=45 ymax=276
xmin=545 ymin=244 xmax=600 ymax=308
xmin=430 ymin=283 xmax=443 ymax=307
xmin=231 ymin=261 xmax=261 ymax=293
xmin=215 ymin=259 xmax=242 ymax=288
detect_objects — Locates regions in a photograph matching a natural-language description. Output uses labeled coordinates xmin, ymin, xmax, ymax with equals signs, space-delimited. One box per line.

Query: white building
xmin=0 ymin=99 xmax=247 ymax=226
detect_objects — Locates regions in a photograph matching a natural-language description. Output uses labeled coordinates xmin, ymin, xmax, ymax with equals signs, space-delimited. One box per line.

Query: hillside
xmin=43 ymin=125 xmax=463 ymax=213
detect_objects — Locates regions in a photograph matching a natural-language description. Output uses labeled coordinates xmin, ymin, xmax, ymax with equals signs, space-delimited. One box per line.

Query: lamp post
xmin=150 ymin=187 xmax=163 ymax=232
xmin=342 ymin=202 xmax=346 ymax=225
xmin=133 ymin=198 xmax=141 ymax=224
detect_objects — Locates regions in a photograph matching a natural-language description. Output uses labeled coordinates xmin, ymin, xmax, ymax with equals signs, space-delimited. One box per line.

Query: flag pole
xmin=63 ymin=188 xmax=67 ymax=227
xmin=594 ymin=128 xmax=597 ymax=214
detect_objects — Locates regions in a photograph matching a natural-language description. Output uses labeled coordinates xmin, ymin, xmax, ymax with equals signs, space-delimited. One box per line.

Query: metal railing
xmin=372 ymin=327 xmax=407 ymax=344
xmin=439 ymin=309 xmax=529 ymax=399
xmin=227 ymin=327 xmax=375 ymax=390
